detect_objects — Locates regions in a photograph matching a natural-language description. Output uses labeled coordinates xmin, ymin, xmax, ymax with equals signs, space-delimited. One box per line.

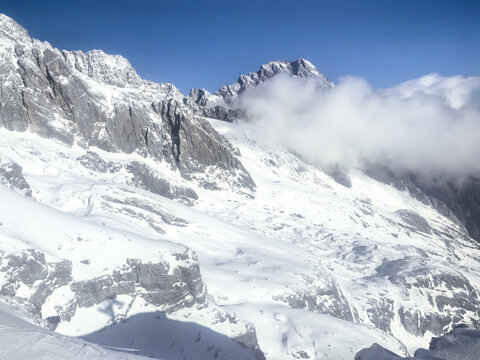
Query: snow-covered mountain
xmin=1 ymin=13 xmax=480 ymax=360
xmin=189 ymin=58 xmax=333 ymax=121
xmin=0 ymin=14 xmax=253 ymax=193
xmin=189 ymin=58 xmax=332 ymax=108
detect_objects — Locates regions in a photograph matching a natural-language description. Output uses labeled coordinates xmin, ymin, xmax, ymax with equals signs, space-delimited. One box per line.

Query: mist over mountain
xmin=239 ymin=73 xmax=480 ymax=179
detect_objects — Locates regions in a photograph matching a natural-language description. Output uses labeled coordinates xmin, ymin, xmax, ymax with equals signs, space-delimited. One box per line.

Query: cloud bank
xmin=240 ymin=73 xmax=480 ymax=179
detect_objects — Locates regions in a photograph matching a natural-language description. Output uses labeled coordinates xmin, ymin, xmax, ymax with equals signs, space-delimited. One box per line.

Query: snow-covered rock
xmin=0 ymin=147 xmax=263 ymax=359
xmin=189 ymin=58 xmax=333 ymax=121
xmin=0 ymin=14 xmax=254 ymax=192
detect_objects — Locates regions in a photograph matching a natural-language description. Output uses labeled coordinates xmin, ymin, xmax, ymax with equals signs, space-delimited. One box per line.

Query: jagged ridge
xmin=189 ymin=58 xmax=333 ymax=121
xmin=0 ymin=14 xmax=254 ymax=192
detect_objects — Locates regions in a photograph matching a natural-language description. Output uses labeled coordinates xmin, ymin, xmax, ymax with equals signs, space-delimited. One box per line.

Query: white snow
xmin=0 ymin=116 xmax=479 ymax=359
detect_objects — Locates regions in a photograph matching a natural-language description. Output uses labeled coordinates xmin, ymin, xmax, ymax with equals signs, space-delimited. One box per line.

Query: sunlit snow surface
xmin=0 ymin=119 xmax=479 ymax=359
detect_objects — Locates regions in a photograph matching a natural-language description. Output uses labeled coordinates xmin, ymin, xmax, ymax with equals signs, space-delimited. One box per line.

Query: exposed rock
xmin=0 ymin=238 xmax=262 ymax=357
xmin=0 ymin=161 xmax=32 ymax=196
xmin=365 ymin=164 xmax=480 ymax=241
xmin=76 ymin=151 xmax=122 ymax=173
xmin=415 ymin=176 xmax=480 ymax=242
xmin=189 ymin=58 xmax=333 ymax=121
xmin=126 ymin=161 xmax=198 ymax=203
xmin=0 ymin=14 xmax=254 ymax=193
xmin=398 ymin=308 xmax=452 ymax=338
xmin=276 ymin=274 xmax=355 ymax=322
xmin=76 ymin=150 xmax=200 ymax=204
xmin=423 ymin=324 xmax=480 ymax=360
xmin=231 ymin=323 xmax=266 ymax=360
xmin=0 ymin=249 xmax=72 ymax=311
xmin=371 ymin=257 xmax=480 ymax=337
xmin=44 ymin=315 xmax=61 ymax=331
xmin=367 ymin=298 xmax=395 ymax=334
xmin=204 ymin=105 xmax=241 ymax=122
xmin=355 ymin=343 xmax=408 ymax=360
xmin=396 ymin=209 xmax=432 ymax=234
xmin=325 ymin=163 xmax=352 ymax=188
xmin=100 ymin=195 xmax=188 ymax=227
xmin=63 ymin=253 xmax=206 ymax=321
xmin=0 ymin=247 xmax=207 ymax=323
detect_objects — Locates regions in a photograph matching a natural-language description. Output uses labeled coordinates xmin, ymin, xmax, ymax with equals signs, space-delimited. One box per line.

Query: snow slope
xmin=0 ymin=128 xmax=262 ymax=359
xmin=1 ymin=116 xmax=479 ymax=358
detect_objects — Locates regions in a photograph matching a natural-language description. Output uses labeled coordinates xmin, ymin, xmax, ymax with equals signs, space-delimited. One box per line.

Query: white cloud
xmin=239 ymin=73 xmax=480 ymax=178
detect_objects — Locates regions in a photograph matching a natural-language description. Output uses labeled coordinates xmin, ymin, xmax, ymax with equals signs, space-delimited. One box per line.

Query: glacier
xmin=0 ymin=13 xmax=479 ymax=360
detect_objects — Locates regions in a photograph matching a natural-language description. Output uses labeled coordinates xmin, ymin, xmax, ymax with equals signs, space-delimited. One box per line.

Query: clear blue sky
xmin=2 ymin=0 xmax=478 ymax=94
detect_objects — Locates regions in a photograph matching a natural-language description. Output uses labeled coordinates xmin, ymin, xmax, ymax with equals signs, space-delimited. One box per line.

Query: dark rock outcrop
xmin=365 ymin=164 xmax=480 ymax=241
xmin=355 ymin=343 xmax=411 ymax=360
xmin=0 ymin=161 xmax=32 ymax=196
xmin=396 ymin=209 xmax=432 ymax=234
xmin=0 ymin=247 xmax=206 ymax=322
xmin=325 ymin=163 xmax=352 ymax=188
xmin=367 ymin=256 xmax=480 ymax=338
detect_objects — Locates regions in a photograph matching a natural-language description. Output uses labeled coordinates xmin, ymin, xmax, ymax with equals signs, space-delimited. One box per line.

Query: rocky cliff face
xmin=0 ymin=14 xmax=254 ymax=193
xmin=0 ymin=247 xmax=206 ymax=327
xmin=365 ymin=164 xmax=480 ymax=242
xmin=411 ymin=176 xmax=480 ymax=242
xmin=0 ymin=14 xmax=265 ymax=358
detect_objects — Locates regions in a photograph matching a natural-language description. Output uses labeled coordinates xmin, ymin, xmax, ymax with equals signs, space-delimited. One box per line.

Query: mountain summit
xmin=0 ymin=13 xmax=31 ymax=44
xmin=189 ymin=58 xmax=333 ymax=120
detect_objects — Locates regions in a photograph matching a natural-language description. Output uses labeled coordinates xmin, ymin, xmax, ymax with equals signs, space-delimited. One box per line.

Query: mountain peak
xmin=290 ymin=58 xmax=321 ymax=76
xmin=62 ymin=48 xmax=143 ymax=87
xmin=256 ymin=58 xmax=321 ymax=80
xmin=0 ymin=14 xmax=31 ymax=44
xmin=226 ymin=57 xmax=333 ymax=97
xmin=189 ymin=58 xmax=333 ymax=112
